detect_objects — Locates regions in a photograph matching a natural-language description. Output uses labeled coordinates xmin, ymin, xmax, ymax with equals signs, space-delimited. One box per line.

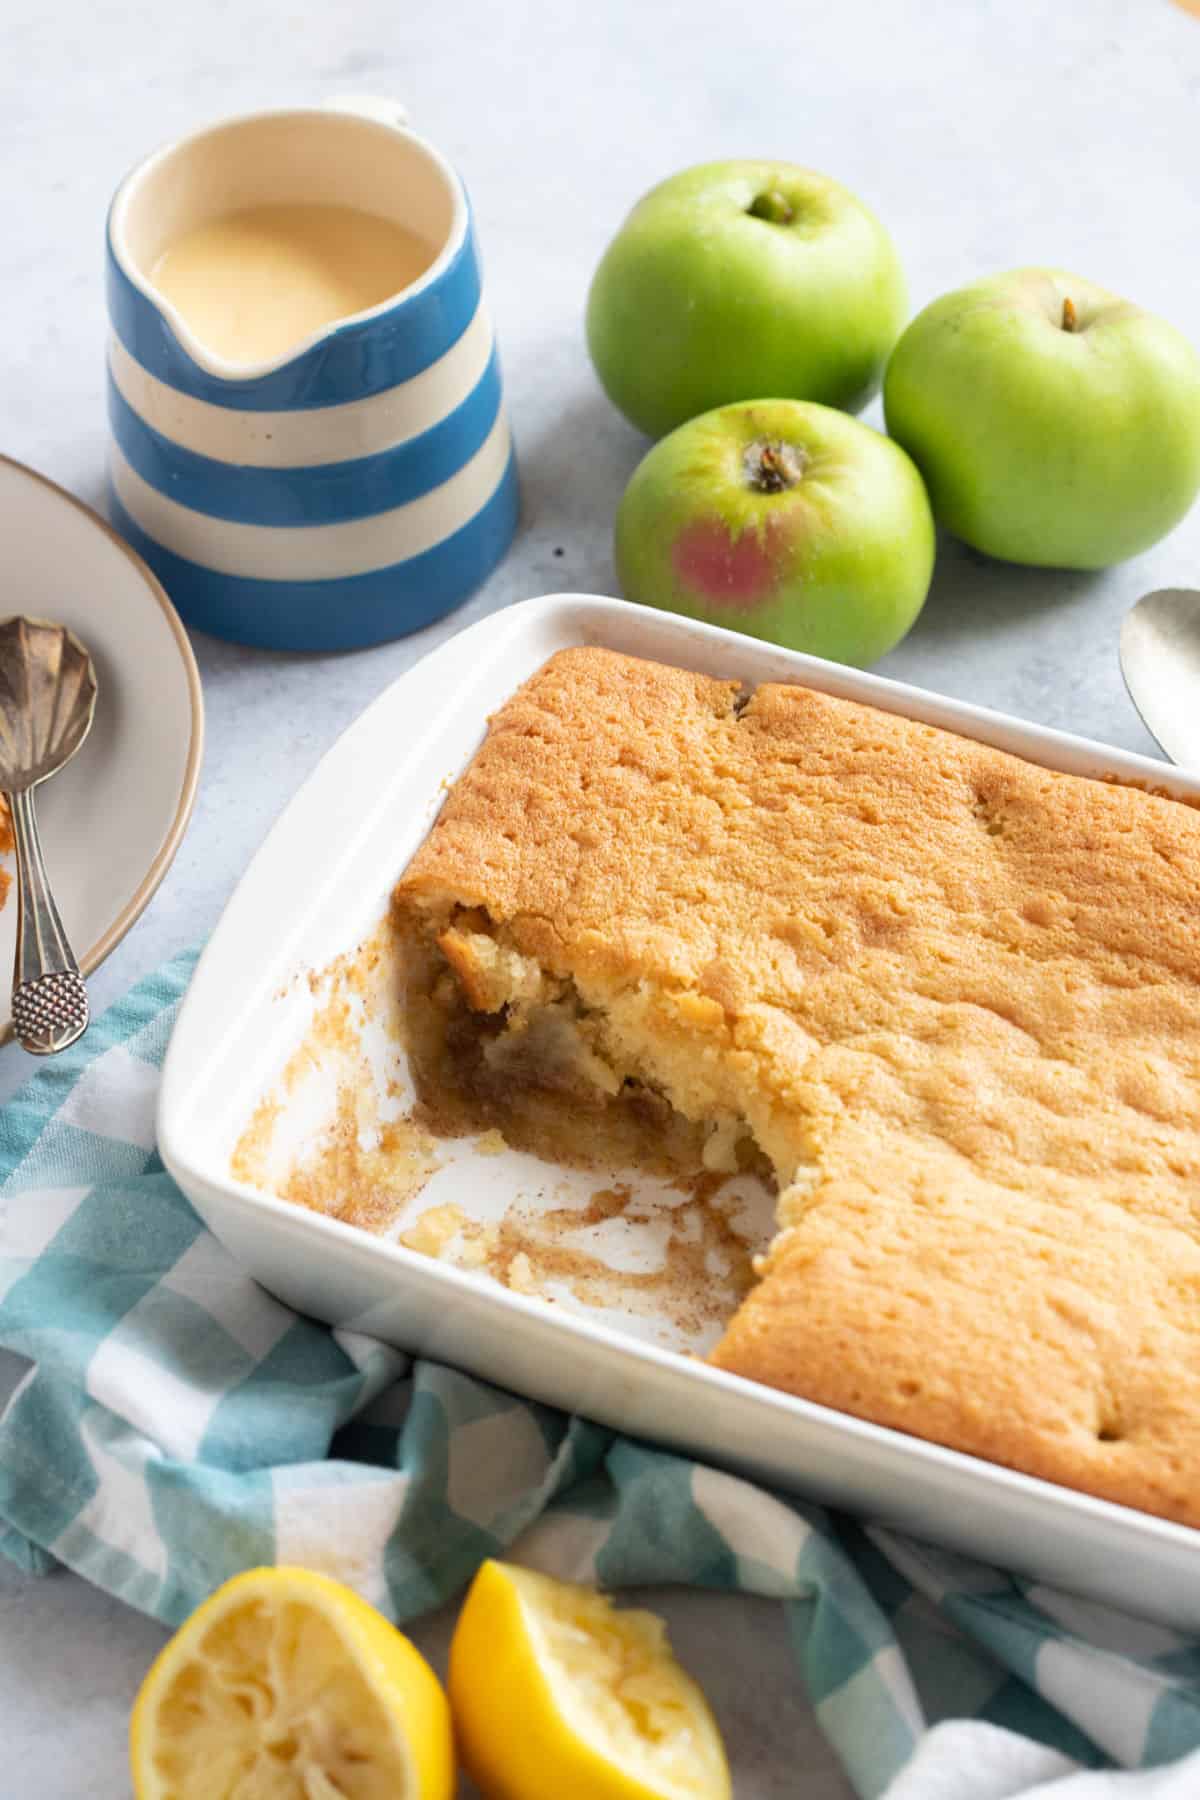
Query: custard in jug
xmin=150 ymin=203 xmax=439 ymax=365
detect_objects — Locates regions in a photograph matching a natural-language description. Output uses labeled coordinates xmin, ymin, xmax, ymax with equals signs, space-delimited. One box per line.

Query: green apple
xmin=614 ymin=398 xmax=935 ymax=665
xmin=586 ymin=161 xmax=907 ymax=439
xmin=884 ymin=268 xmax=1200 ymax=568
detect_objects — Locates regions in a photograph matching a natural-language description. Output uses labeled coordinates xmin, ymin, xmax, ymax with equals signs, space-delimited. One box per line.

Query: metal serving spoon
xmin=0 ymin=617 xmax=98 ymax=1055
xmin=1119 ymin=587 xmax=1200 ymax=770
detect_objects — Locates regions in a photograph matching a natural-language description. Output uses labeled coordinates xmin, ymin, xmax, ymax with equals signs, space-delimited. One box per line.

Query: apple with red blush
xmin=614 ymin=398 xmax=935 ymax=665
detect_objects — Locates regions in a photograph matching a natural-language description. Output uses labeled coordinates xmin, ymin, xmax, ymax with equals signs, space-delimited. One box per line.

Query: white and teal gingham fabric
xmin=3 ymin=956 xmax=1200 ymax=1800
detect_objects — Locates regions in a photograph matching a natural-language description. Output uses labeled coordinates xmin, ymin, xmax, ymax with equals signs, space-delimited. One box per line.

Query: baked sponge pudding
xmin=393 ymin=647 xmax=1200 ymax=1528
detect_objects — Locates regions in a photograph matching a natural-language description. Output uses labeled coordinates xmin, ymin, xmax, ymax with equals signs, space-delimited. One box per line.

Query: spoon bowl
xmin=1119 ymin=587 xmax=1200 ymax=769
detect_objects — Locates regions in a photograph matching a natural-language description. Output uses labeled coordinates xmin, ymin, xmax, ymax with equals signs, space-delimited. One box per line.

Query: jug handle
xmin=319 ymin=94 xmax=410 ymax=131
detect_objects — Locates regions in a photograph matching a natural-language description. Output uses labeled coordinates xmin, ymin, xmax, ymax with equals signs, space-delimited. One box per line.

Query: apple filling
xmin=397 ymin=911 xmax=780 ymax=1192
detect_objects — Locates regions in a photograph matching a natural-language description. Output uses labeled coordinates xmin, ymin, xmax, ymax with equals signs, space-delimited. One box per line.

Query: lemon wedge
xmin=448 ymin=1559 xmax=731 ymax=1800
xmin=129 ymin=1566 xmax=454 ymax=1800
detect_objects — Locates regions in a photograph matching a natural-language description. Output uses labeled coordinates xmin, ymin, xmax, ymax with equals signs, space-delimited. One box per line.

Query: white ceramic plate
xmin=161 ymin=594 xmax=1200 ymax=1629
xmin=0 ymin=455 xmax=203 ymax=1036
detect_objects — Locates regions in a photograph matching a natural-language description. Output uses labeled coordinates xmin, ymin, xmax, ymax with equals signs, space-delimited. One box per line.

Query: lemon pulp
xmin=130 ymin=1567 xmax=453 ymax=1800
xmin=449 ymin=1559 xmax=731 ymax=1800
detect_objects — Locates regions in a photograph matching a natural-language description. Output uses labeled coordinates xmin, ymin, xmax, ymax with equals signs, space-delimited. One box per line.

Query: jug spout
xmin=105 ymin=98 xmax=518 ymax=653
xmin=124 ymin=96 xmax=421 ymax=383
xmin=106 ymin=100 xmax=472 ymax=407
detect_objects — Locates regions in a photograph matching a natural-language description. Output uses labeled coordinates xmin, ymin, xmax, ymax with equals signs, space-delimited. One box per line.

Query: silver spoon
xmin=1119 ymin=587 xmax=1200 ymax=769
xmin=0 ymin=617 xmax=98 ymax=1055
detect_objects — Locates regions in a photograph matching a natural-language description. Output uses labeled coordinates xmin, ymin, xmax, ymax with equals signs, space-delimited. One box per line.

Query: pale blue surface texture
xmin=1 ymin=0 xmax=1199 ymax=1793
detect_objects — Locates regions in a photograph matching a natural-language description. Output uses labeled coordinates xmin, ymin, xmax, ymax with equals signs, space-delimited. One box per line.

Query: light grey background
xmin=2 ymin=0 xmax=1199 ymax=1792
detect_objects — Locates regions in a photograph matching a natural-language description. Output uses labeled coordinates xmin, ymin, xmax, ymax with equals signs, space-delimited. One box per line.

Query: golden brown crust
xmin=709 ymin=1161 xmax=1200 ymax=1526
xmin=394 ymin=646 xmax=1200 ymax=1526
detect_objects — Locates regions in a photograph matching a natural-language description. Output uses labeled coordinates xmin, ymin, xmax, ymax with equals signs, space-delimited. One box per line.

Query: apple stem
xmin=744 ymin=439 xmax=807 ymax=494
xmin=747 ymin=190 xmax=795 ymax=226
xmin=1061 ymin=295 xmax=1079 ymax=332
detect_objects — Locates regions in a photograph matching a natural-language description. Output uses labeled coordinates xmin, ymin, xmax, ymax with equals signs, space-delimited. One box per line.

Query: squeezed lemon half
xmin=448 ymin=1559 xmax=732 ymax=1800
xmin=129 ymin=1566 xmax=454 ymax=1800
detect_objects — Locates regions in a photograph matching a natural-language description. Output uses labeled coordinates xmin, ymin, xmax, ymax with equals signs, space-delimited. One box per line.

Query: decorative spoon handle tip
xmin=12 ymin=969 xmax=89 ymax=1056
xmin=8 ymin=785 xmax=89 ymax=1055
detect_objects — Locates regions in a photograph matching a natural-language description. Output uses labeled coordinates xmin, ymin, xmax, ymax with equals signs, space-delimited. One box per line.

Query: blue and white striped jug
xmin=105 ymin=98 xmax=518 ymax=651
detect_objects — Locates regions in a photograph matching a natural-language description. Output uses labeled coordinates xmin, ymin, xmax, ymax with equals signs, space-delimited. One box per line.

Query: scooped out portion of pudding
xmin=392 ymin=644 xmax=1200 ymax=1529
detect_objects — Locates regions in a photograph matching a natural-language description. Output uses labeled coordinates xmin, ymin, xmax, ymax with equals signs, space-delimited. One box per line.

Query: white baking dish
xmin=159 ymin=593 xmax=1200 ymax=1627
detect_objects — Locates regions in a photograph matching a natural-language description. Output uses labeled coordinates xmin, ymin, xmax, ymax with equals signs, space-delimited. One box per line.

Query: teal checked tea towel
xmin=3 ymin=953 xmax=1200 ymax=1800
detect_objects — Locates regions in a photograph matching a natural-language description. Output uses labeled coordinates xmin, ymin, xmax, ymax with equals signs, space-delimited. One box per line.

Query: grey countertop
xmin=2 ymin=0 xmax=1199 ymax=1792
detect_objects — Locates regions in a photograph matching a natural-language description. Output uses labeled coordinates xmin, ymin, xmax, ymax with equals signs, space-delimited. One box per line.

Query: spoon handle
xmin=7 ymin=786 xmax=89 ymax=1055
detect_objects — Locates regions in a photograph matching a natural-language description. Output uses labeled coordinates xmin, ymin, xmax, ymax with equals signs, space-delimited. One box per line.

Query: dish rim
xmin=0 ymin=452 xmax=205 ymax=1038
xmin=159 ymin=590 xmax=1200 ymax=1559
